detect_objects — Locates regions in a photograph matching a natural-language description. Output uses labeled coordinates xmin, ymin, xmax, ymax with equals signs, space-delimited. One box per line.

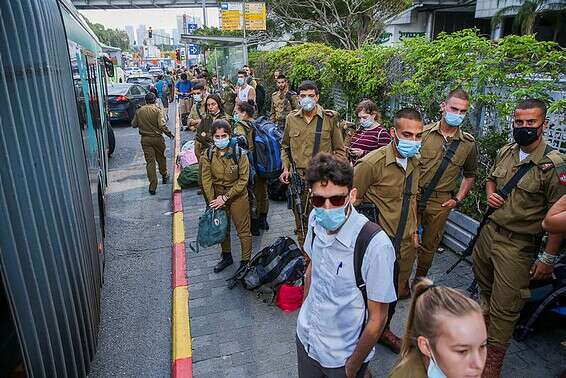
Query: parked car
xmin=107 ymin=83 xmax=149 ymax=123
xmin=148 ymin=67 xmax=163 ymax=78
xmin=126 ymin=75 xmax=154 ymax=91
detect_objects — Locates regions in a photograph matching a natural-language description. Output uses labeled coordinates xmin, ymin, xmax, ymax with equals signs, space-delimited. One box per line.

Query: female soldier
xmin=389 ymin=278 xmax=487 ymax=378
xmin=201 ymin=120 xmax=252 ymax=273
xmin=348 ymin=100 xmax=391 ymax=165
xmin=194 ymin=94 xmax=229 ymax=160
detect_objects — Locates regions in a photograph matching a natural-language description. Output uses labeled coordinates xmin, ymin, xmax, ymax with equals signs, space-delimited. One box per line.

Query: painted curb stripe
xmin=172 ymin=243 xmax=188 ymax=288
xmin=172 ymin=286 xmax=192 ymax=360
xmin=172 ymin=212 xmax=185 ymax=245
xmin=173 ymin=191 xmax=183 ymax=213
xmin=172 ymin=357 xmax=193 ymax=378
xmin=173 ymin=164 xmax=181 ymax=193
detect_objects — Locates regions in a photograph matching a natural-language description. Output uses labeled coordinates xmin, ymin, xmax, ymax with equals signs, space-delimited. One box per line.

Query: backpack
xmin=189 ymin=207 xmax=228 ymax=253
xmin=227 ymin=237 xmax=305 ymax=290
xmin=177 ymin=164 xmax=199 ymax=188
xmin=268 ymin=177 xmax=287 ymax=202
xmin=251 ymin=117 xmax=283 ymax=179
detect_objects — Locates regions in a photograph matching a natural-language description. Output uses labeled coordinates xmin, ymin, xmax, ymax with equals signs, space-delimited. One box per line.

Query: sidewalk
xmin=181 ymin=174 xmax=566 ymax=378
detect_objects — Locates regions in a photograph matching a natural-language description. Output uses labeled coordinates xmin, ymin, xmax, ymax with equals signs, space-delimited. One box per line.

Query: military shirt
xmin=488 ymin=140 xmax=566 ymax=235
xmin=201 ymin=147 xmax=250 ymax=203
xmin=189 ymin=96 xmax=207 ymax=121
xmin=233 ymin=119 xmax=254 ymax=152
xmin=221 ymin=85 xmax=237 ymax=116
xmin=131 ymin=104 xmax=171 ymax=137
xmin=270 ymin=90 xmax=299 ymax=124
xmin=353 ymin=143 xmax=420 ymax=240
xmin=281 ymin=105 xmax=346 ymax=171
xmin=194 ymin=112 xmax=230 ymax=158
xmin=419 ymin=121 xmax=477 ymax=194
xmin=388 ymin=349 xmax=427 ymax=378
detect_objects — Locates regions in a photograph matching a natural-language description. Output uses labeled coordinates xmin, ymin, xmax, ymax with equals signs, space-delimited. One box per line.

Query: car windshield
xmin=108 ymin=84 xmax=130 ymax=95
xmin=127 ymin=77 xmax=152 ymax=85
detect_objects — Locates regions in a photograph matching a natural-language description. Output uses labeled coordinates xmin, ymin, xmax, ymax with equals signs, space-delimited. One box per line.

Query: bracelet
xmin=222 ymin=195 xmax=229 ymax=202
xmin=537 ymin=251 xmax=560 ymax=266
xmin=451 ymin=197 xmax=461 ymax=208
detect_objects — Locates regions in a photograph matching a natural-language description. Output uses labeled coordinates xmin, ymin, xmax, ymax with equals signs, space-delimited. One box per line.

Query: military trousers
xmin=416 ymin=194 xmax=452 ymax=275
xmin=215 ymin=188 xmax=252 ymax=261
xmin=179 ymin=97 xmax=193 ymax=126
xmin=254 ymin=176 xmax=270 ymax=215
xmin=397 ymin=236 xmax=418 ymax=289
xmin=141 ymin=136 xmax=167 ymax=192
xmin=472 ymin=221 xmax=538 ymax=347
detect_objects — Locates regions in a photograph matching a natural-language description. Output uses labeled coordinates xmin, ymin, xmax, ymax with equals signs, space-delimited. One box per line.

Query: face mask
xmin=193 ymin=94 xmax=202 ymax=102
xmin=360 ymin=119 xmax=374 ymax=129
xmin=237 ymin=78 xmax=245 ymax=86
xmin=513 ymin=125 xmax=540 ymax=146
xmin=395 ymin=132 xmax=421 ymax=158
xmin=233 ymin=113 xmax=241 ymax=123
xmin=426 ymin=345 xmax=447 ymax=378
xmin=445 ymin=112 xmax=465 ymax=127
xmin=214 ymin=137 xmax=230 ymax=150
xmin=314 ymin=202 xmax=349 ymax=232
xmin=300 ymin=97 xmax=316 ymax=112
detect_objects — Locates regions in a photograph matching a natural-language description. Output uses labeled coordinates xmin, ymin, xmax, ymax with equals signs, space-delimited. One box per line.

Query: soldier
xmin=220 ymin=78 xmax=237 ymax=117
xmin=472 ymin=99 xmax=566 ymax=377
xmin=270 ymin=74 xmax=299 ymax=130
xmin=188 ymin=81 xmax=208 ymax=132
xmin=280 ymin=80 xmax=346 ymax=248
xmin=201 ymin=120 xmax=252 ymax=273
xmin=194 ymin=94 xmax=230 ymax=161
xmin=131 ymin=92 xmax=174 ymax=195
xmin=416 ymin=89 xmax=478 ymax=280
xmin=353 ymin=108 xmax=424 ymax=354
xmin=175 ymin=73 xmax=193 ymax=131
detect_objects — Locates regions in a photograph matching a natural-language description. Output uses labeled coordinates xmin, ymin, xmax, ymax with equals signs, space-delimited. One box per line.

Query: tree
xmin=492 ymin=0 xmax=566 ymax=39
xmin=85 ymin=18 xmax=130 ymax=51
xmin=268 ymin=0 xmax=411 ymax=49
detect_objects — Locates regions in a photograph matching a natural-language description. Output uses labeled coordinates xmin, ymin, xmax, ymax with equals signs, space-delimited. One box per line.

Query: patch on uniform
xmin=540 ymin=163 xmax=554 ymax=172
xmin=201 ymin=132 xmax=207 ymax=137
xmin=559 ymin=168 xmax=566 ymax=186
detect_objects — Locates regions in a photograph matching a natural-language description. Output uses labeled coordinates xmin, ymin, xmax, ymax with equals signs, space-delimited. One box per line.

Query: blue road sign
xmin=187 ymin=23 xmax=198 ymax=34
xmin=188 ymin=44 xmax=200 ymax=55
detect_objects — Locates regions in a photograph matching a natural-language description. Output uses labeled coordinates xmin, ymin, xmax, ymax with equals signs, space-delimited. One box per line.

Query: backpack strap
xmin=207 ymin=146 xmax=215 ymax=161
xmin=312 ymin=116 xmax=324 ymax=158
xmin=392 ymin=172 xmax=414 ymax=256
xmin=354 ymin=221 xmax=382 ymax=339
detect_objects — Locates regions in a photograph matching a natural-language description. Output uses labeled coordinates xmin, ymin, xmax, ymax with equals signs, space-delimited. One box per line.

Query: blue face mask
xmin=237 ymin=77 xmax=245 ymax=86
xmin=445 ymin=111 xmax=465 ymax=127
xmin=427 ymin=352 xmax=447 ymax=378
xmin=314 ymin=203 xmax=349 ymax=232
xmin=395 ymin=135 xmax=421 ymax=158
xmin=193 ymin=94 xmax=202 ymax=102
xmin=300 ymin=97 xmax=316 ymax=112
xmin=233 ymin=113 xmax=241 ymax=123
xmin=214 ymin=137 xmax=230 ymax=150
xmin=360 ymin=118 xmax=374 ymax=129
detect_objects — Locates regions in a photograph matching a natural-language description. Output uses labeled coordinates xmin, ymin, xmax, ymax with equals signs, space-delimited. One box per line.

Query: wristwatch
xmin=451 ymin=197 xmax=461 ymax=208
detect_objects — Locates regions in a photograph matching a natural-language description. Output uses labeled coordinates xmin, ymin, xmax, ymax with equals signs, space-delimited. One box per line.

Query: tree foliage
xmin=492 ymin=0 xmax=566 ymax=38
xmin=85 ymin=19 xmax=130 ymax=51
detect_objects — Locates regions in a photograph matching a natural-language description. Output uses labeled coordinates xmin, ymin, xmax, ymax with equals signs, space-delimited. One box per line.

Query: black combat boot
xmin=259 ymin=214 xmax=269 ymax=230
xmin=251 ymin=218 xmax=260 ymax=236
xmin=162 ymin=174 xmax=170 ymax=184
xmin=213 ymin=253 xmax=233 ymax=273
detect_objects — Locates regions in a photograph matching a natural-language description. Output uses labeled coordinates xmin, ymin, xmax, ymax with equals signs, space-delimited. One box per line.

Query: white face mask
xmin=426 ymin=343 xmax=447 ymax=378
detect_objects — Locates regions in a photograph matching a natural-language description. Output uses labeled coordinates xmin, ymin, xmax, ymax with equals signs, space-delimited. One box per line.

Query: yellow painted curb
xmin=173 ymin=212 xmax=185 ymax=244
xmin=172 ymin=285 xmax=192 ymax=360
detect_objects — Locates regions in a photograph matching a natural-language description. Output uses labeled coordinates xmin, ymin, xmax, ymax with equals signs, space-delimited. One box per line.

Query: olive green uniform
xmin=388 ymin=349 xmax=427 ymax=378
xmin=472 ymin=140 xmax=566 ymax=347
xmin=131 ymin=104 xmax=173 ymax=192
xmin=194 ymin=111 xmax=228 ymax=161
xmin=417 ymin=122 xmax=477 ymax=275
xmin=270 ymin=90 xmax=299 ymax=129
xmin=353 ymin=143 xmax=420 ymax=288
xmin=234 ymin=119 xmax=264 ymax=216
xmin=281 ymin=105 xmax=346 ymax=247
xmin=201 ymin=146 xmax=252 ymax=261
xmin=221 ymin=85 xmax=237 ymax=116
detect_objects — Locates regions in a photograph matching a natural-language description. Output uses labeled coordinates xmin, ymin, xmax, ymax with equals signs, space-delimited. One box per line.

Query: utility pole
xmin=242 ymin=0 xmax=248 ymax=65
xmin=202 ymin=0 xmax=208 ymax=28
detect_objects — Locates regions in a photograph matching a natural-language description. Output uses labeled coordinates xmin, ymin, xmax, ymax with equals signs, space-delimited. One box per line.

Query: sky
xmin=80 ymin=8 xmax=220 ymax=31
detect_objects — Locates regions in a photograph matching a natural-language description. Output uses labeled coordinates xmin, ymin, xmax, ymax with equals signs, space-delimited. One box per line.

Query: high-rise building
xmin=125 ymin=25 xmax=135 ymax=46
xmin=171 ymin=29 xmax=180 ymax=45
xmin=136 ymin=24 xmax=147 ymax=46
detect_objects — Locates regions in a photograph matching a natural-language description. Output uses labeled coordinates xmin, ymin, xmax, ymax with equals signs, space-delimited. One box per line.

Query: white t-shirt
xmin=396 ymin=157 xmax=408 ymax=170
xmin=519 ymin=149 xmax=529 ymax=162
xmin=238 ymin=85 xmax=251 ymax=103
xmin=297 ymin=208 xmax=397 ymax=368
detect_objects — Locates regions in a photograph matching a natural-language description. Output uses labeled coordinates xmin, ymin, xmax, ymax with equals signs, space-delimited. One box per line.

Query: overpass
xmin=71 ymin=0 xmax=218 ymax=9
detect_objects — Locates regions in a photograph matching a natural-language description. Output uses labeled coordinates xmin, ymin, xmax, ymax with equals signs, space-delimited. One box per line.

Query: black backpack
xmin=227 ymin=237 xmax=304 ymax=290
xmin=268 ymin=177 xmax=288 ymax=202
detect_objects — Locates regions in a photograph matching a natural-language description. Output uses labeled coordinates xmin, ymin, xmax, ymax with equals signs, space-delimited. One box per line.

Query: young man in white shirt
xmin=296 ymin=153 xmax=397 ymax=378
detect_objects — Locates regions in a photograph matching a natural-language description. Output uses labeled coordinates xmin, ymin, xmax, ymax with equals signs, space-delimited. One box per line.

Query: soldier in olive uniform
xmin=201 ymin=120 xmax=252 ymax=273
xmin=188 ymin=81 xmax=208 ymax=132
xmin=416 ymin=89 xmax=478 ymax=279
xmin=131 ymin=92 xmax=174 ymax=195
xmin=220 ymin=78 xmax=237 ymax=116
xmin=270 ymin=74 xmax=299 ymax=130
xmin=280 ymin=80 xmax=346 ymax=248
xmin=473 ymin=99 xmax=566 ymax=377
xmin=194 ymin=94 xmax=230 ymax=161
xmin=353 ymin=108 xmax=424 ymax=354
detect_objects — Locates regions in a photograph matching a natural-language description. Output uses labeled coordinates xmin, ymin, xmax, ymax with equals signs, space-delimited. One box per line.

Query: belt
xmin=419 ymin=190 xmax=453 ymax=199
xmin=489 ymin=221 xmax=541 ymax=243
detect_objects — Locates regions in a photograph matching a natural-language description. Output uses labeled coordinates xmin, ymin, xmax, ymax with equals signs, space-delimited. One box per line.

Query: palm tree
xmin=492 ymin=0 xmax=566 ymax=39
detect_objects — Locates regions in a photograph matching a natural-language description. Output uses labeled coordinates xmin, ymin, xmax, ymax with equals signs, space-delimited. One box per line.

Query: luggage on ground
xmin=177 ymin=164 xmax=199 ymax=188
xmin=189 ymin=207 xmax=228 ymax=253
xmin=268 ymin=177 xmax=287 ymax=202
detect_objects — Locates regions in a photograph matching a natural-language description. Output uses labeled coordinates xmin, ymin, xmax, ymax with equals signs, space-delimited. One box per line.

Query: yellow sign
xmin=245 ymin=2 xmax=266 ymax=31
xmin=220 ymin=2 xmax=242 ymax=31
xmin=219 ymin=2 xmax=266 ymax=31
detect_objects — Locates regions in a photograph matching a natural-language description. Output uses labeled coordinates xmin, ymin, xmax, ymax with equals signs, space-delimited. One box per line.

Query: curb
xmin=171 ymin=106 xmax=192 ymax=378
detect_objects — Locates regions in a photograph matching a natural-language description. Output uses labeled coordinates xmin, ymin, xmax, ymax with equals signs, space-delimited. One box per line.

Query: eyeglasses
xmin=310 ymin=194 xmax=349 ymax=208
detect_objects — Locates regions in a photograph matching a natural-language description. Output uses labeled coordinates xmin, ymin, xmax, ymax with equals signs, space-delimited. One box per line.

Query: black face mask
xmin=513 ymin=125 xmax=541 ymax=146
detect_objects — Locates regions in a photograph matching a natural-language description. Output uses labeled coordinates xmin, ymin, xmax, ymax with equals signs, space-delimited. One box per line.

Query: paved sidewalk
xmin=182 ymin=170 xmax=566 ymax=378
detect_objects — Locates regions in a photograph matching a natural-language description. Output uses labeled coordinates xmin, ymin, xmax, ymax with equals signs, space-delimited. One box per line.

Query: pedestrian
xmin=220 ymin=78 xmax=237 ymax=116
xmin=389 ymin=278 xmax=487 ymax=378
xmin=280 ymin=80 xmax=346 ymax=249
xmin=416 ymin=89 xmax=478 ymax=281
xmin=175 ymin=73 xmax=193 ymax=130
xmin=347 ymin=99 xmax=391 ymax=165
xmin=270 ymin=74 xmax=299 ymax=130
xmin=201 ymin=120 xmax=252 ymax=273
xmin=297 ymin=153 xmax=396 ymax=378
xmin=131 ymin=92 xmax=174 ymax=195
xmin=472 ymin=98 xmax=566 ymax=377
xmin=188 ymin=81 xmax=208 ymax=132
xmin=236 ymin=70 xmax=256 ymax=106
xmin=543 ymin=195 xmax=566 ymax=233
xmin=194 ymin=94 xmax=229 ymax=161
xmin=242 ymin=65 xmax=258 ymax=88
xmin=353 ymin=107 xmax=424 ymax=354
xmin=155 ymin=74 xmax=169 ymax=111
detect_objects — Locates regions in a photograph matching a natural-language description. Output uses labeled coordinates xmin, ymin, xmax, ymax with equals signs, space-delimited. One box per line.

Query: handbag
xmin=189 ymin=207 xmax=228 ymax=253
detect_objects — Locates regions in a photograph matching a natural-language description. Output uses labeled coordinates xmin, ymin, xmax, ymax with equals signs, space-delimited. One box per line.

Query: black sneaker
xmin=251 ymin=219 xmax=260 ymax=236
xmin=162 ymin=174 xmax=170 ymax=184
xmin=149 ymin=189 xmax=156 ymax=195
xmin=259 ymin=214 xmax=269 ymax=230
xmin=213 ymin=253 xmax=233 ymax=273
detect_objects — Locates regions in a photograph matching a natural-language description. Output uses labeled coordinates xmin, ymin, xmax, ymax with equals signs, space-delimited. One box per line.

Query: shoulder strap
xmin=312 ymin=115 xmax=324 ymax=158
xmin=418 ymin=139 xmax=461 ymax=212
xmin=207 ymin=147 xmax=214 ymax=161
xmin=392 ymin=172 xmax=414 ymax=256
xmin=354 ymin=221 xmax=382 ymax=339
xmin=232 ymin=144 xmax=241 ymax=165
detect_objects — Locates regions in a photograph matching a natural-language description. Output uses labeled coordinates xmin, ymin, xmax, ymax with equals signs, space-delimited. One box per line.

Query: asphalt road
xmin=88 ymin=107 xmax=175 ymax=378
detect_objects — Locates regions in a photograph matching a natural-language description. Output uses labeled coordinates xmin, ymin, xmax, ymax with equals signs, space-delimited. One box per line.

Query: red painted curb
xmin=172 ymin=357 xmax=193 ymax=378
xmin=173 ymin=191 xmax=183 ymax=213
xmin=172 ymin=243 xmax=188 ymax=288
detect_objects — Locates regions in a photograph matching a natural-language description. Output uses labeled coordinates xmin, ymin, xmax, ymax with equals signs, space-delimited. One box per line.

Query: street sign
xmin=219 ymin=2 xmax=266 ymax=31
xmin=245 ymin=2 xmax=266 ymax=30
xmin=188 ymin=44 xmax=200 ymax=55
xmin=187 ymin=23 xmax=198 ymax=34
xmin=220 ymin=2 xmax=242 ymax=31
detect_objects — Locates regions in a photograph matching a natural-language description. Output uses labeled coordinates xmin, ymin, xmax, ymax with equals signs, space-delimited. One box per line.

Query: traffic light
xmin=176 ymin=48 xmax=181 ymax=61
xmin=148 ymin=27 xmax=152 ymax=39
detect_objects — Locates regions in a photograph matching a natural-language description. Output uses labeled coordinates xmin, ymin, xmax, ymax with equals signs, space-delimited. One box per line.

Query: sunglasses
xmin=310 ymin=194 xmax=349 ymax=208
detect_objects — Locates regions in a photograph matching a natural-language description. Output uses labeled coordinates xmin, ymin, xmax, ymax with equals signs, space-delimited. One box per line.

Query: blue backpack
xmin=251 ymin=117 xmax=283 ymax=178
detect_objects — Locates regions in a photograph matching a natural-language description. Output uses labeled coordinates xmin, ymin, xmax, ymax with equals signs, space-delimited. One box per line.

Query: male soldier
xmin=175 ymin=73 xmax=193 ymax=130
xmin=280 ymin=80 xmax=346 ymax=248
xmin=416 ymin=89 xmax=478 ymax=280
xmin=188 ymin=81 xmax=208 ymax=132
xmin=353 ymin=108 xmax=423 ymax=354
xmin=132 ymin=92 xmax=174 ymax=195
xmin=473 ymin=99 xmax=566 ymax=377
xmin=220 ymin=78 xmax=237 ymax=116
xmin=270 ymin=74 xmax=299 ymax=130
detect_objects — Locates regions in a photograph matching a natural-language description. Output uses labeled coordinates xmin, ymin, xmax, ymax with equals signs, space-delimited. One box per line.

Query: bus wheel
xmin=108 ymin=125 xmax=116 ymax=156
